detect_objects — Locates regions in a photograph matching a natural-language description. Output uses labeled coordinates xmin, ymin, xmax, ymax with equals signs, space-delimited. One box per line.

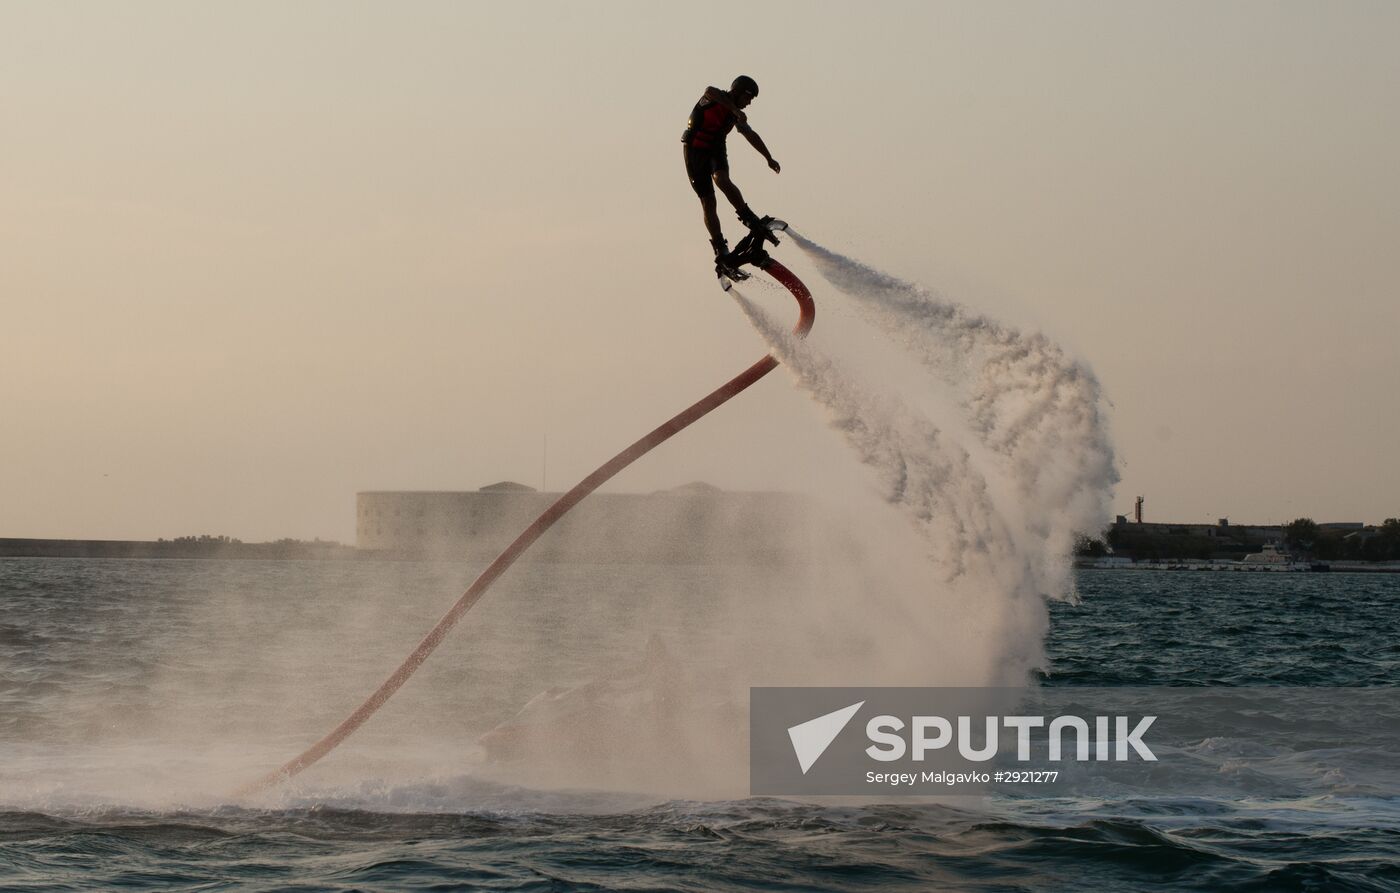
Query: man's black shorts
xmin=683 ymin=143 xmax=729 ymax=200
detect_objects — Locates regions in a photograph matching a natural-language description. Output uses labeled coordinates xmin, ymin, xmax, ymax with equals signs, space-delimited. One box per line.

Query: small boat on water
xmin=1239 ymin=542 xmax=1308 ymax=571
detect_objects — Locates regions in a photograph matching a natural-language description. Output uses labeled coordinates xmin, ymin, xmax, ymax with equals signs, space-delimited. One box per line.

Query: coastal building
xmin=1111 ymin=515 xmax=1285 ymax=543
xmin=356 ymin=482 xmax=811 ymax=563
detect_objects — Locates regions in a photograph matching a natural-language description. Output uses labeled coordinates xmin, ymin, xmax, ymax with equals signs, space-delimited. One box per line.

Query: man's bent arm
xmin=703 ymin=86 xmax=746 ymax=120
xmin=739 ymin=124 xmax=780 ymax=172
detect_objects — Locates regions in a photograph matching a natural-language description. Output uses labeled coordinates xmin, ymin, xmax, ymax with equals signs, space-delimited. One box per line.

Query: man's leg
xmin=685 ymin=145 xmax=728 ymax=257
xmin=713 ymin=171 xmax=748 ymax=215
xmin=713 ymin=171 xmax=761 ymax=229
xmin=699 ymin=193 xmax=725 ymax=247
xmin=706 ymin=170 xmax=754 ymax=279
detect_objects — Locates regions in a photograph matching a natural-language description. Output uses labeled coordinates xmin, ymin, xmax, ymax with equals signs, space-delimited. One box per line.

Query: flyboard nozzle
xmin=730 ymin=216 xmax=785 ymax=271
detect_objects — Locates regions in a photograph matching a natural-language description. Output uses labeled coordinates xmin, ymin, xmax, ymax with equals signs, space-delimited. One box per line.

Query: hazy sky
xmin=3 ymin=1 xmax=1397 ymax=542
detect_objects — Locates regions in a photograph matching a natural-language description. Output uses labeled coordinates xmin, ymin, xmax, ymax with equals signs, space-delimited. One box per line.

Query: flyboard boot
xmin=716 ymin=208 xmax=789 ymax=291
xmin=713 ymin=236 xmax=749 ymax=288
xmin=737 ymin=205 xmax=783 ymax=244
xmin=736 ymin=204 xmax=764 ymax=232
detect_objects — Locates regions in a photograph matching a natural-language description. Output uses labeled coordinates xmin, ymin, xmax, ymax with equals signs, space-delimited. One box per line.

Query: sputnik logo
xmin=787 ymin=701 xmax=864 ymax=774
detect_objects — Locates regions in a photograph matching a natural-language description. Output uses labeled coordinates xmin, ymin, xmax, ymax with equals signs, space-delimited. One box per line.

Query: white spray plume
xmin=732 ymin=292 xmax=1020 ymax=584
xmin=783 ymin=231 xmax=1119 ymax=601
xmin=730 ymin=289 xmax=1053 ymax=692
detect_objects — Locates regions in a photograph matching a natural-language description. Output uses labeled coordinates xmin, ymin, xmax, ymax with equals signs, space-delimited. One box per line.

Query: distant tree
xmin=1379 ymin=519 xmax=1400 ymax=560
xmin=171 ymin=534 xmax=242 ymax=546
xmin=1313 ymin=532 xmax=1343 ymax=561
xmin=1284 ymin=518 xmax=1320 ymax=551
xmin=1075 ymin=535 xmax=1107 ymax=557
xmin=1359 ymin=535 xmax=1386 ymax=562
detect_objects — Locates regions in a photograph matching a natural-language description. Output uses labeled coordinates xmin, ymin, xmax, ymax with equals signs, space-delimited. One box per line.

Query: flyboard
xmin=716 ymin=216 xmax=785 ymax=291
xmin=237 ymin=217 xmax=811 ymax=795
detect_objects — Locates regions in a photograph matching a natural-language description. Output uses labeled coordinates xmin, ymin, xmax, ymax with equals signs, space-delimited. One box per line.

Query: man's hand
xmin=740 ymin=127 xmax=779 ymax=173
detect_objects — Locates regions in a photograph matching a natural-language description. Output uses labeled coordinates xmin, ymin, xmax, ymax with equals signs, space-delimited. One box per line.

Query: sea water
xmin=2 ymin=559 xmax=1397 ymax=891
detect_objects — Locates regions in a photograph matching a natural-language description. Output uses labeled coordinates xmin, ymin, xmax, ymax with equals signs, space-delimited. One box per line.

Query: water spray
xmin=236 ymin=260 xmax=815 ymax=795
xmin=781 ymin=230 xmax=1117 ymax=600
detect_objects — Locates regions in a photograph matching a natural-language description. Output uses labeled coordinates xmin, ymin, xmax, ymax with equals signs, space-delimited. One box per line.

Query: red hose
xmin=239 ymin=260 xmax=814 ymax=794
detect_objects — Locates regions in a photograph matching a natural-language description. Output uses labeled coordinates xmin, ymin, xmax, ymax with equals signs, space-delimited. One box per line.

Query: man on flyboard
xmin=682 ymin=75 xmax=781 ymax=283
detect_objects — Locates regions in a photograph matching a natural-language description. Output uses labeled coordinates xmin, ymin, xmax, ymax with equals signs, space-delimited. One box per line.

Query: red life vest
xmin=682 ymin=96 xmax=736 ymax=150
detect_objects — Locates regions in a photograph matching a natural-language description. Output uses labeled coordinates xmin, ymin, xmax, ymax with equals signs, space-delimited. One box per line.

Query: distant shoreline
xmin=5 ymin=538 xmax=1399 ymax=573
xmin=1076 ymin=559 xmax=1400 ymax=575
xmin=0 ymin=538 xmax=356 ymax=561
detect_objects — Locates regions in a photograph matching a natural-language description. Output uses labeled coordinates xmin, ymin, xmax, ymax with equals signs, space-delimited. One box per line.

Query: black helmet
xmin=731 ymin=75 xmax=759 ymax=98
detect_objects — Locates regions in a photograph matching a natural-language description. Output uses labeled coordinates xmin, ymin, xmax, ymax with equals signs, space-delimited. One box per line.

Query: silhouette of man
xmin=681 ymin=75 xmax=780 ymax=278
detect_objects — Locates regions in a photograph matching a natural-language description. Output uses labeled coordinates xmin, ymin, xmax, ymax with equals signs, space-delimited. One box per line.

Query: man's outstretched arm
xmin=738 ymin=123 xmax=781 ymax=173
